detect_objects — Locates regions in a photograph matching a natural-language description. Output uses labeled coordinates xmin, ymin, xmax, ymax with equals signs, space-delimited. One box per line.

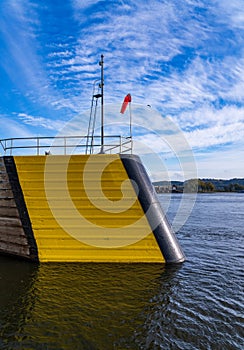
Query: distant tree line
xmin=223 ymin=183 xmax=244 ymax=192
xmin=154 ymin=178 xmax=244 ymax=193
xmin=184 ymin=179 xmax=244 ymax=193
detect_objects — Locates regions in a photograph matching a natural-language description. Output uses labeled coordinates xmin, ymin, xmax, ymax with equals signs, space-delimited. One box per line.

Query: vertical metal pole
xmin=129 ymin=102 xmax=132 ymax=139
xmin=129 ymin=101 xmax=133 ymax=153
xmin=99 ymin=54 xmax=104 ymax=153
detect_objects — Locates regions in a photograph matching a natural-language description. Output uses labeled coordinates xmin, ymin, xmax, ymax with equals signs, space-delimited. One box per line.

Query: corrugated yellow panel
xmin=14 ymin=155 xmax=165 ymax=262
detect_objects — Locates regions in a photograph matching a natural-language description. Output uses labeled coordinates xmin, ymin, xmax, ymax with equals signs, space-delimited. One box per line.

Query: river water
xmin=0 ymin=193 xmax=243 ymax=349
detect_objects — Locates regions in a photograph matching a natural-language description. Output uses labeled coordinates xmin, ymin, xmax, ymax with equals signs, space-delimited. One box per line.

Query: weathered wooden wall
xmin=0 ymin=157 xmax=36 ymax=260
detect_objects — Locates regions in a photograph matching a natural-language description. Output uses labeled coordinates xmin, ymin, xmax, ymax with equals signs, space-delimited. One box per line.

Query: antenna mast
xmin=99 ymin=54 xmax=104 ymax=153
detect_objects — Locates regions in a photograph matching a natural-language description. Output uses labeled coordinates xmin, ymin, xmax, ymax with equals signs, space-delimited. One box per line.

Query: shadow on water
xmin=0 ymin=256 xmax=182 ymax=350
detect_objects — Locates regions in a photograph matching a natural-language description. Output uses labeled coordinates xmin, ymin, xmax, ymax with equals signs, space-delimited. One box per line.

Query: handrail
xmin=0 ymin=135 xmax=132 ymax=155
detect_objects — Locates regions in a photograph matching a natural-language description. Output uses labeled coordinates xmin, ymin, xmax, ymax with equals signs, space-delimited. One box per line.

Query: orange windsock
xmin=120 ymin=94 xmax=131 ymax=114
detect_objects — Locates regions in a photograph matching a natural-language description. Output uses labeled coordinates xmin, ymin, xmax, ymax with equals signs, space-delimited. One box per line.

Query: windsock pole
xmin=99 ymin=54 xmax=104 ymax=153
xmin=129 ymin=98 xmax=132 ymax=139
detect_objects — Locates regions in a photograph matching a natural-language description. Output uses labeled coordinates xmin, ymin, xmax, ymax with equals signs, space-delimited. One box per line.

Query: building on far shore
xmin=154 ymin=184 xmax=184 ymax=193
xmin=154 ymin=185 xmax=171 ymax=193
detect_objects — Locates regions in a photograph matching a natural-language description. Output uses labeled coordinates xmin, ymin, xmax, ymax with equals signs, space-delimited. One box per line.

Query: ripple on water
xmin=0 ymin=193 xmax=243 ymax=349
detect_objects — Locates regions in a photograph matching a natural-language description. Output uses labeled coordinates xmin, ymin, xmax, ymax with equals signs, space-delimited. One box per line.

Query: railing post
xmin=37 ymin=138 xmax=40 ymax=155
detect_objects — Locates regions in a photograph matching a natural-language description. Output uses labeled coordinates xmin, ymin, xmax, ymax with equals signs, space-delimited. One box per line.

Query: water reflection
xmin=1 ymin=193 xmax=243 ymax=349
xmin=0 ymin=256 xmax=38 ymax=348
xmin=0 ymin=258 xmax=181 ymax=349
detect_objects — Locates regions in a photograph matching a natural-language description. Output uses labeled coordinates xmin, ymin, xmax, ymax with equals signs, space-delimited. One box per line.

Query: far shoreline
xmin=153 ymin=178 xmax=244 ymax=194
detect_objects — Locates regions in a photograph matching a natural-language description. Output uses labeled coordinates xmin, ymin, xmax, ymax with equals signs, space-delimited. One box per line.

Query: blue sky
xmin=0 ymin=0 xmax=243 ymax=180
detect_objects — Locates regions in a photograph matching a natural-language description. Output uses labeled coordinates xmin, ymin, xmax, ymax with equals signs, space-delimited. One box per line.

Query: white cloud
xmin=215 ymin=0 xmax=244 ymax=29
xmin=177 ymin=105 xmax=244 ymax=150
xmin=71 ymin=0 xmax=101 ymax=11
xmin=1 ymin=0 xmax=243 ymax=179
xmin=18 ymin=113 xmax=65 ymax=131
xmin=0 ymin=1 xmax=61 ymax=108
xmin=194 ymin=146 xmax=244 ymax=179
xmin=0 ymin=116 xmax=33 ymax=142
xmin=186 ymin=122 xmax=244 ymax=149
xmin=176 ymin=104 xmax=244 ymax=130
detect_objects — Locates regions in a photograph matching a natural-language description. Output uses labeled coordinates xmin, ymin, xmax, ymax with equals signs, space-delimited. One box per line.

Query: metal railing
xmin=0 ymin=135 xmax=133 ymax=156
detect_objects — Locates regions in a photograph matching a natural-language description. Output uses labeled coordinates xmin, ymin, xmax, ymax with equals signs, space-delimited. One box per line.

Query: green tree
xmin=184 ymin=179 xmax=198 ymax=193
xmin=205 ymin=181 xmax=215 ymax=192
xmin=198 ymin=180 xmax=206 ymax=192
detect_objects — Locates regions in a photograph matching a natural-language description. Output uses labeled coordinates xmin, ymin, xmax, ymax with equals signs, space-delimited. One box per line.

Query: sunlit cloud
xmin=0 ymin=115 xmax=33 ymax=141
xmin=18 ymin=113 xmax=65 ymax=131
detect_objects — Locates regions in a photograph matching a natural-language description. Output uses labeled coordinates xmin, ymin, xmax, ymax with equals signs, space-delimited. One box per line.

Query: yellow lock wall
xmin=14 ymin=155 xmax=165 ymax=263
